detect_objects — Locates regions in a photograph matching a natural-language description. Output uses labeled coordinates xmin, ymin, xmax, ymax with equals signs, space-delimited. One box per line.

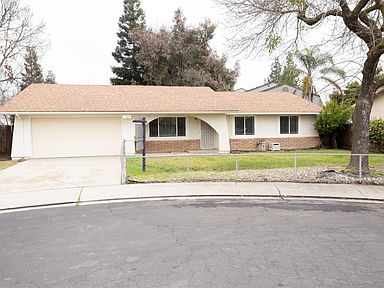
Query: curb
xmin=1 ymin=194 xmax=383 ymax=214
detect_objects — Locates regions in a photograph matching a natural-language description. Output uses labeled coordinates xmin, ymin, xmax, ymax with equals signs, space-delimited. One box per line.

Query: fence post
xmin=359 ymin=154 xmax=362 ymax=182
xmin=293 ymin=153 xmax=297 ymax=180
xmin=186 ymin=156 xmax=190 ymax=180
xmin=235 ymin=156 xmax=239 ymax=182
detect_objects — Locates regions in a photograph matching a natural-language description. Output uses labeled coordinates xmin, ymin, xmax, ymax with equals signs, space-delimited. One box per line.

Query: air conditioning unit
xmin=269 ymin=143 xmax=281 ymax=151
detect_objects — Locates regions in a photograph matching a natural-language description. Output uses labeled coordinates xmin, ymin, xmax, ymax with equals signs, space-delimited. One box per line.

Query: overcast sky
xmin=24 ymin=0 xmax=274 ymax=90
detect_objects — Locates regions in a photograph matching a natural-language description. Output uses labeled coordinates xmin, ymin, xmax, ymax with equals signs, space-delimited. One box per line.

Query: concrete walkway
xmin=1 ymin=182 xmax=383 ymax=211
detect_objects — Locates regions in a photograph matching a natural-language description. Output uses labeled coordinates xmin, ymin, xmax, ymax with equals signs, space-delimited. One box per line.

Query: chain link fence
xmin=120 ymin=146 xmax=384 ymax=185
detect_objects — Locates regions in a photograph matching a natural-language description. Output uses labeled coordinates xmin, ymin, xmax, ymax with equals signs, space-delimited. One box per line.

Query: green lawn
xmin=0 ymin=161 xmax=17 ymax=171
xmin=126 ymin=149 xmax=384 ymax=183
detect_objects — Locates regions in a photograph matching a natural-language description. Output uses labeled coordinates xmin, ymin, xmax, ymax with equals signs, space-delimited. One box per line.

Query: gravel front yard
xmin=237 ymin=167 xmax=384 ymax=185
xmin=127 ymin=166 xmax=384 ymax=185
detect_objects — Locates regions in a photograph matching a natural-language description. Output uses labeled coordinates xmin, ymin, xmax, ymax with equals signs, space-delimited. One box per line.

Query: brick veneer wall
xmin=230 ymin=137 xmax=320 ymax=151
xmin=146 ymin=140 xmax=200 ymax=153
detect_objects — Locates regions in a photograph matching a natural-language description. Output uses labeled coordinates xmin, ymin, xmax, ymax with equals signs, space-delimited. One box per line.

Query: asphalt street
xmin=1 ymin=199 xmax=384 ymax=287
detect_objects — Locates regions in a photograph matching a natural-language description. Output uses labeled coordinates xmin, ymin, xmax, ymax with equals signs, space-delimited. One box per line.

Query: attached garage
xmin=31 ymin=117 xmax=122 ymax=158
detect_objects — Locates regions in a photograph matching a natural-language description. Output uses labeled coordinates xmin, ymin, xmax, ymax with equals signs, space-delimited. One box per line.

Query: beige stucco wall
xmin=371 ymin=92 xmax=384 ymax=120
xmin=299 ymin=115 xmax=318 ymax=136
xmin=228 ymin=115 xmax=318 ymax=138
xmin=255 ymin=115 xmax=279 ymax=137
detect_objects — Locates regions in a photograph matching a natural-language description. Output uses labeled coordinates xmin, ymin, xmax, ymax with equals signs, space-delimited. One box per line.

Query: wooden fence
xmin=0 ymin=125 xmax=12 ymax=157
xmin=337 ymin=124 xmax=352 ymax=149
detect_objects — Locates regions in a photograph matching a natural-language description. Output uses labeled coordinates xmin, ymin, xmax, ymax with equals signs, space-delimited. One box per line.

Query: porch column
xmin=218 ymin=117 xmax=230 ymax=154
xmin=122 ymin=117 xmax=136 ymax=155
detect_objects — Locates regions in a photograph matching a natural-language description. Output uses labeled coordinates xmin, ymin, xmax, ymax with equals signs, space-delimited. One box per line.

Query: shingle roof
xmin=0 ymin=84 xmax=320 ymax=114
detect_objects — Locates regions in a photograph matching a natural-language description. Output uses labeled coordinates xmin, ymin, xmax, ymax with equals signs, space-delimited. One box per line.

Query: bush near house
xmin=370 ymin=119 xmax=384 ymax=152
xmin=315 ymin=101 xmax=353 ymax=148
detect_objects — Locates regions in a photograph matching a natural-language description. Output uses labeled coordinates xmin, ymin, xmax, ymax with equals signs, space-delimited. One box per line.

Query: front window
xmin=149 ymin=117 xmax=186 ymax=137
xmin=235 ymin=117 xmax=254 ymax=135
xmin=280 ymin=116 xmax=299 ymax=134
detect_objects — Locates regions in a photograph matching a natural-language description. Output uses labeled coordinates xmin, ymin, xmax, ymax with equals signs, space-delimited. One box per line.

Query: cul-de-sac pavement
xmin=1 ymin=199 xmax=384 ymax=287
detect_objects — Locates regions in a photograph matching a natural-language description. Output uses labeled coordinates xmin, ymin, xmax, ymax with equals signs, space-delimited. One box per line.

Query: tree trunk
xmin=349 ymin=54 xmax=380 ymax=173
xmin=331 ymin=133 xmax=337 ymax=149
xmin=320 ymin=134 xmax=330 ymax=148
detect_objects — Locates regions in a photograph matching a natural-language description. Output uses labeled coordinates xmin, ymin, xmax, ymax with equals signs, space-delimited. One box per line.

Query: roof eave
xmin=0 ymin=110 xmax=239 ymax=115
xmin=226 ymin=112 xmax=320 ymax=115
xmin=1 ymin=110 xmax=320 ymax=115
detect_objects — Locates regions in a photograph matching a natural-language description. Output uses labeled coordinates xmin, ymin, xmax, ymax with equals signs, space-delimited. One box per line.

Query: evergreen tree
xmin=44 ymin=70 xmax=56 ymax=84
xmin=111 ymin=0 xmax=146 ymax=85
xmin=267 ymin=54 xmax=300 ymax=86
xmin=20 ymin=47 xmax=44 ymax=90
xmin=267 ymin=58 xmax=282 ymax=84
xmin=280 ymin=53 xmax=300 ymax=86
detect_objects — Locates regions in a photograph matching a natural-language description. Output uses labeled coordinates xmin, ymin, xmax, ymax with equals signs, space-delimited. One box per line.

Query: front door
xmin=200 ymin=121 xmax=215 ymax=149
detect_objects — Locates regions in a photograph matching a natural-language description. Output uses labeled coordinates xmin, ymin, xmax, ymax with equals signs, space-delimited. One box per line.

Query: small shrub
xmin=370 ymin=119 xmax=384 ymax=152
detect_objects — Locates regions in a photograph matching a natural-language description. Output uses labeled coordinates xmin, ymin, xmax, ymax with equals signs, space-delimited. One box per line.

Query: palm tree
xmin=294 ymin=47 xmax=346 ymax=102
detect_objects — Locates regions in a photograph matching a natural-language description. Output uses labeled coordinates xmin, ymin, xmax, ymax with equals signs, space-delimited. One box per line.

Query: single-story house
xmin=371 ymin=88 xmax=384 ymax=120
xmin=237 ymin=82 xmax=323 ymax=106
xmin=0 ymin=84 xmax=321 ymax=159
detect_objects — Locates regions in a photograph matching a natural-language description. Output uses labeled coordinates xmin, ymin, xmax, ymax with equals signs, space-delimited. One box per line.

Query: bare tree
xmin=0 ymin=0 xmax=45 ymax=109
xmin=217 ymin=0 xmax=384 ymax=172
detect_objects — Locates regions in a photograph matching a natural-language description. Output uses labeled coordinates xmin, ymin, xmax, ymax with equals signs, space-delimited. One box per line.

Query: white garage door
xmin=32 ymin=117 xmax=122 ymax=158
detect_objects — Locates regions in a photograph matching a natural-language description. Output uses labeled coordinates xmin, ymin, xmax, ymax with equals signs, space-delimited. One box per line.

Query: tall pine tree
xmin=20 ymin=47 xmax=44 ymax=90
xmin=267 ymin=54 xmax=299 ymax=86
xmin=111 ymin=0 xmax=146 ymax=85
xmin=280 ymin=53 xmax=300 ymax=86
xmin=44 ymin=70 xmax=56 ymax=84
xmin=266 ymin=58 xmax=282 ymax=84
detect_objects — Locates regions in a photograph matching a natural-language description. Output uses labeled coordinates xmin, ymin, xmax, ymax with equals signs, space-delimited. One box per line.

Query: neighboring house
xmin=0 ymin=84 xmax=320 ymax=159
xmin=371 ymin=88 xmax=384 ymax=120
xmin=241 ymin=82 xmax=323 ymax=106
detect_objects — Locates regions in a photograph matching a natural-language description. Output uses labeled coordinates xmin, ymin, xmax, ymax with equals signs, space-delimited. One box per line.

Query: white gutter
xmin=1 ymin=110 xmax=319 ymax=115
xmin=0 ymin=111 xmax=237 ymax=115
xmin=226 ymin=112 xmax=320 ymax=115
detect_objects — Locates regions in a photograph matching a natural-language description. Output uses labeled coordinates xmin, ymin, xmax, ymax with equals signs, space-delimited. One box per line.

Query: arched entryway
xmin=200 ymin=120 xmax=218 ymax=150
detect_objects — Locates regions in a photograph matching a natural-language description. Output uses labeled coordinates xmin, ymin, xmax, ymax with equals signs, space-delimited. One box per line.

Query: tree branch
xmin=353 ymin=0 xmax=371 ymax=15
xmin=297 ymin=9 xmax=342 ymax=26
xmin=358 ymin=4 xmax=382 ymax=39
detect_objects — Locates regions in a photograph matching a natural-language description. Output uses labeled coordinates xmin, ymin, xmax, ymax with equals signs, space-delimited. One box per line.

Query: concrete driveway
xmin=0 ymin=157 xmax=121 ymax=193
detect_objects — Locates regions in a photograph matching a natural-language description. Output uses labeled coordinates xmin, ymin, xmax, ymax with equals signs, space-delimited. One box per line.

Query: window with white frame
xmin=149 ymin=117 xmax=186 ymax=137
xmin=280 ymin=116 xmax=299 ymax=134
xmin=235 ymin=117 xmax=255 ymax=135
